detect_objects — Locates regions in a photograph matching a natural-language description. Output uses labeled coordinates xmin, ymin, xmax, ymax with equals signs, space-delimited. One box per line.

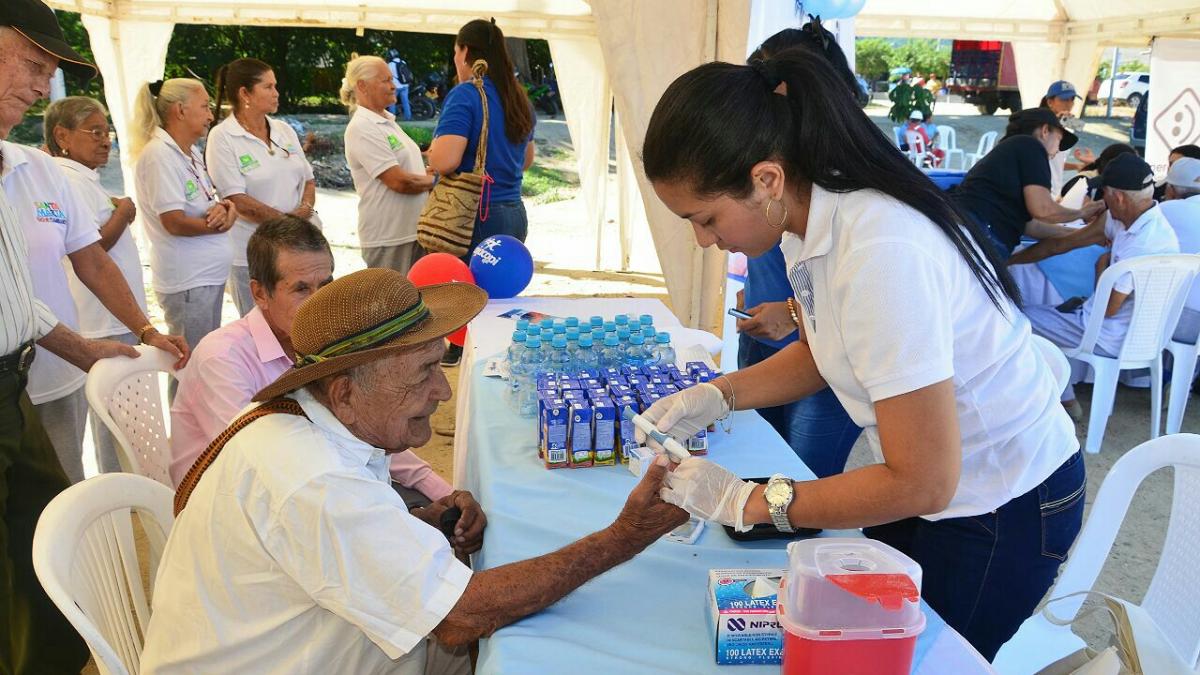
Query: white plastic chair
xmin=892 ymin=125 xmax=906 ymax=149
xmin=1032 ymin=334 xmax=1071 ymax=392
xmin=936 ymin=125 xmax=965 ymax=170
xmin=1059 ymin=255 xmax=1200 ymax=453
xmin=994 ymin=434 xmax=1200 ymax=673
xmin=85 ymin=345 xmax=178 ymax=486
xmin=1163 ymin=213 xmax=1200 ymax=435
xmin=904 ymin=129 xmax=931 ymax=168
xmin=32 ymin=473 xmax=175 ymax=675
xmin=965 ymin=130 xmax=998 ymax=169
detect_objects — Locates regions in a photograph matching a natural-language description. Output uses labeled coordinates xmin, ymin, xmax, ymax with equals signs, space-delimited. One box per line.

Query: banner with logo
xmin=1147 ymin=38 xmax=1200 ymax=176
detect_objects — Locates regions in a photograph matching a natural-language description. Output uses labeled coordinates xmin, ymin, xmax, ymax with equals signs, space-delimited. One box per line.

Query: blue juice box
xmin=707 ymin=569 xmax=785 ymax=665
xmin=613 ymin=395 xmax=641 ymax=462
xmin=590 ymin=397 xmax=617 ymax=465
xmin=540 ymin=397 xmax=569 ymax=469
xmin=567 ymin=400 xmax=593 ymax=468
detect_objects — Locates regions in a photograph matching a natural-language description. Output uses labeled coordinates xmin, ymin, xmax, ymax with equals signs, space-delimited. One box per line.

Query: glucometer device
xmin=621 ymin=408 xmax=691 ymax=462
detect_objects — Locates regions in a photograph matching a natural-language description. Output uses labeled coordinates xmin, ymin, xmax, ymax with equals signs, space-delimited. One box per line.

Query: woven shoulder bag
xmin=417 ymin=60 xmax=493 ymax=257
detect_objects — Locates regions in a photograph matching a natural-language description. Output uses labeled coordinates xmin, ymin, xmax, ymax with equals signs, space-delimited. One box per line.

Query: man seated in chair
xmin=169 ymin=215 xmax=452 ymax=505
xmin=1013 ymin=155 xmax=1179 ymax=420
xmin=141 ymin=269 xmax=686 ymax=674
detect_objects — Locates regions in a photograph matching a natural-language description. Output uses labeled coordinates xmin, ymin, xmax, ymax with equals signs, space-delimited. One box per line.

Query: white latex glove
xmin=660 ymin=458 xmax=757 ymax=532
xmin=636 ymin=383 xmax=728 ymax=449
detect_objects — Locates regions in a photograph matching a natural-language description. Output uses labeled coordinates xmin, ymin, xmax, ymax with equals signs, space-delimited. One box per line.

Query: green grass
xmin=400 ymin=125 xmax=433 ymax=148
xmin=521 ymin=164 xmax=578 ymax=204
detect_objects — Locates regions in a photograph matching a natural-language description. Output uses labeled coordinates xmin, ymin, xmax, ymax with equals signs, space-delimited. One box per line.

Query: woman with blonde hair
xmin=341 ymin=54 xmax=433 ymax=277
xmin=207 ymin=58 xmax=319 ymax=315
xmin=131 ymin=78 xmax=238 ymax=351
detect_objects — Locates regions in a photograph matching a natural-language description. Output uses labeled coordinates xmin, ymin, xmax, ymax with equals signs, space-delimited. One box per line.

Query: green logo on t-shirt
xmin=387 ymin=134 xmax=401 ymax=151
xmin=238 ymin=153 xmax=261 ymax=172
xmin=184 ymin=179 xmax=199 ymax=201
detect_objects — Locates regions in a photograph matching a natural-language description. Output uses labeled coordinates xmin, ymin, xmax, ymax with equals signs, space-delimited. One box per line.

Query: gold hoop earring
xmin=765 ymin=198 xmax=788 ymax=229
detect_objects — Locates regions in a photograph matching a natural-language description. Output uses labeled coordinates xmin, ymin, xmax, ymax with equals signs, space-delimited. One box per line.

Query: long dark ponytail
xmin=642 ymin=50 xmax=1019 ymax=311
xmin=456 ymin=18 xmax=534 ymax=144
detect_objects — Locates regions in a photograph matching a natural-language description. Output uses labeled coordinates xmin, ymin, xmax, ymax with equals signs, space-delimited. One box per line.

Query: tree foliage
xmin=855 ymin=38 xmax=893 ymax=83
xmin=1096 ymin=58 xmax=1148 ymax=82
xmin=888 ymin=39 xmax=950 ymax=80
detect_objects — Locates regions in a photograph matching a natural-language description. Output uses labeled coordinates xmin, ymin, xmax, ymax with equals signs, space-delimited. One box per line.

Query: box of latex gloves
xmin=708 ymin=569 xmax=785 ymax=665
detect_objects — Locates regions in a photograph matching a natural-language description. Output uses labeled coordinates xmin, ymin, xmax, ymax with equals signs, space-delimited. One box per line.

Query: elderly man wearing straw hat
xmin=141 ymin=268 xmax=687 ymax=674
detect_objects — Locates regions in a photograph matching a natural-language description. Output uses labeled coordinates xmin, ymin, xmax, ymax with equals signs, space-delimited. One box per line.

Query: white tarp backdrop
xmin=45 ymin=0 xmax=1200 ymax=332
xmin=1147 ymin=37 xmax=1200 ymax=174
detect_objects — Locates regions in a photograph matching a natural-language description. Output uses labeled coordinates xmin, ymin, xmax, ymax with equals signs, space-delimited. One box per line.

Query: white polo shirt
xmin=1080 ymin=204 xmax=1180 ymax=345
xmin=54 ymin=157 xmax=147 ymax=339
xmin=780 ymin=185 xmax=1078 ymax=520
xmin=1160 ymin=198 xmax=1200 ymax=312
xmin=141 ymin=388 xmax=470 ymax=674
xmin=0 ymin=142 xmax=99 ymax=404
xmin=344 ymin=107 xmax=425 ymax=248
xmin=205 ymin=115 xmax=318 ymax=266
xmin=134 ymin=128 xmax=231 ymax=294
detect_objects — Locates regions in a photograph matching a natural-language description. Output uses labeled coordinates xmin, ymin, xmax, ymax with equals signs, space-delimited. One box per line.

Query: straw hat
xmin=253 ymin=268 xmax=486 ymax=401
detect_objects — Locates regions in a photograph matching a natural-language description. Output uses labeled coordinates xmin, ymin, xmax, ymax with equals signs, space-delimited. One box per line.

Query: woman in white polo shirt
xmin=130 ymin=78 xmax=237 ymax=351
xmin=208 ymin=58 xmax=319 ymax=315
xmin=44 ymin=95 xmax=153 ymax=473
xmin=1 ymin=121 xmax=186 ymax=483
xmin=640 ymin=53 xmax=1084 ymax=661
xmin=340 ymin=55 xmax=433 ymax=275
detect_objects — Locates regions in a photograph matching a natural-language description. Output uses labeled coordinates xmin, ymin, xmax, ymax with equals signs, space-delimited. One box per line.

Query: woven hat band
xmin=296 ymin=296 xmax=430 ymax=367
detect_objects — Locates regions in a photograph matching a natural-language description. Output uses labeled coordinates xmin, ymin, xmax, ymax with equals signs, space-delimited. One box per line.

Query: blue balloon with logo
xmin=469 ymin=235 xmax=534 ymax=299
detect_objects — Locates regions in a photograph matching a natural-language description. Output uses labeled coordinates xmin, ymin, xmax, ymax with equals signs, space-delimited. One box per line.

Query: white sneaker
xmin=1062 ymin=399 xmax=1083 ymax=422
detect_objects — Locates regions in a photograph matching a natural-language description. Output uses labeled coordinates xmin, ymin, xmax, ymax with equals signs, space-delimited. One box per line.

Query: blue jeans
xmin=737 ymin=334 xmax=861 ymax=478
xmin=865 ymin=450 xmax=1086 ymax=662
xmin=388 ymin=83 xmax=412 ymax=120
xmin=462 ymin=200 xmax=528 ymax=263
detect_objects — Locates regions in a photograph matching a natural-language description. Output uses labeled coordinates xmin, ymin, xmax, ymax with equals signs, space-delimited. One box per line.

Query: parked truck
xmin=948 ymin=40 xmax=1022 ymax=115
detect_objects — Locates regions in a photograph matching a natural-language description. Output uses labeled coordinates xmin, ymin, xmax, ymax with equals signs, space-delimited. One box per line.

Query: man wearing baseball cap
xmin=1 ymin=2 xmax=143 ymax=673
xmin=1020 ymin=153 xmax=1179 ymax=419
xmin=1159 ymin=157 xmax=1200 ymax=347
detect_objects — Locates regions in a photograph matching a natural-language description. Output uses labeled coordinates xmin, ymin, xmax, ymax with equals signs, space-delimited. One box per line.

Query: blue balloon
xmin=804 ymin=0 xmax=864 ymax=19
xmin=469 ymin=235 xmax=534 ymax=299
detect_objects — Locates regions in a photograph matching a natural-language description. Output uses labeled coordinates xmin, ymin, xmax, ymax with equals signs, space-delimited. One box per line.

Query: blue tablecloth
xmin=1036 ymin=244 xmax=1108 ymax=301
xmin=459 ymin=300 xmax=992 ymax=674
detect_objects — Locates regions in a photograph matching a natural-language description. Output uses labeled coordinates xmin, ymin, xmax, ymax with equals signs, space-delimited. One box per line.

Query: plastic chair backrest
xmin=32 ymin=473 xmax=175 ymax=675
xmin=892 ymin=126 xmax=906 ymax=148
xmin=1159 ymin=199 xmax=1200 ymax=312
xmin=84 ymin=346 xmax=178 ymax=486
xmin=1073 ymin=254 xmax=1200 ymax=363
xmin=1042 ymin=434 xmax=1200 ymax=668
xmin=904 ymin=129 xmax=926 ymax=155
xmin=1031 ymin=334 xmax=1070 ymax=392
xmin=938 ymin=125 xmax=957 ymax=151
xmin=976 ymin=130 xmax=998 ymax=156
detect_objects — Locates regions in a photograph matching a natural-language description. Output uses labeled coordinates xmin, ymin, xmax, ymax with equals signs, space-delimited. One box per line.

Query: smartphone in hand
xmin=728 ymin=307 xmax=753 ymax=320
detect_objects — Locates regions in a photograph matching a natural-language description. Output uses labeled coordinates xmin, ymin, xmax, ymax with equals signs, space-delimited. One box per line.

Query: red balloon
xmin=447 ymin=325 xmax=468 ymax=347
xmin=407 ymin=252 xmax=475 ymax=286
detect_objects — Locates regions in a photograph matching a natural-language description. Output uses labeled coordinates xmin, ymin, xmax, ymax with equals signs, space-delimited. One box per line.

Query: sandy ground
xmin=78 ymin=101 xmax=1195 ymax=671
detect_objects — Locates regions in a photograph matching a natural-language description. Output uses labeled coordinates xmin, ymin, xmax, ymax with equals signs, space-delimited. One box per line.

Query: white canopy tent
xmin=45 ymin=0 xmax=1200 ymax=334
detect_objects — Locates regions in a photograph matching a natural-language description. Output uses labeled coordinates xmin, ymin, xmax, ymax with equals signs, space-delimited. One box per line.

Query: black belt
xmin=0 ymin=342 xmax=36 ymax=377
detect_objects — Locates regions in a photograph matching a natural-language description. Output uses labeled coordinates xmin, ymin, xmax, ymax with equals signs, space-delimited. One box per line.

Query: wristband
xmin=785 ymin=297 xmax=802 ymax=327
xmin=137 ymin=324 xmax=157 ymax=343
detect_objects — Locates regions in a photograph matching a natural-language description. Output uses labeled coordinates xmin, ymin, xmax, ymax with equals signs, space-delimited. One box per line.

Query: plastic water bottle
xmin=526 ymin=324 xmax=542 ymax=339
xmin=615 ymin=314 xmax=629 ymax=327
xmin=575 ymin=333 xmax=599 ymax=372
xmin=590 ymin=328 xmax=605 ymax=344
xmin=589 ymin=316 xmax=604 ymax=329
xmin=625 ymin=333 xmax=650 ymax=368
xmin=505 ymin=332 xmax=527 ymax=410
xmin=519 ymin=338 xmax=547 ymax=417
xmin=617 ymin=327 xmax=631 ymax=345
xmin=565 ymin=328 xmax=581 ymax=365
xmin=653 ymin=332 xmax=676 ymax=368
xmin=603 ymin=320 xmax=617 ymax=334
xmin=639 ymin=314 xmax=654 ymax=329
xmin=553 ymin=321 xmax=567 ymax=336
xmin=643 ymin=326 xmax=657 ymax=342
xmin=550 ymin=335 xmax=572 ymax=376
xmin=516 ymin=319 xmax=530 ymax=333
xmin=600 ymin=333 xmax=624 ymax=370
xmin=565 ymin=316 xmax=580 ymax=329
xmin=539 ymin=318 xmax=554 ymax=331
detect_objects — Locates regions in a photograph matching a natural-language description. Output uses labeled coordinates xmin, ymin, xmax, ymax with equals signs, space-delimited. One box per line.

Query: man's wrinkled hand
xmin=613 ymin=457 xmax=689 ymax=547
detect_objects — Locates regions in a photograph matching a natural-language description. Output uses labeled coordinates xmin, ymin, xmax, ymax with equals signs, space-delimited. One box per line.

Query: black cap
xmin=1009 ymin=107 xmax=1078 ymax=152
xmin=1096 ymin=153 xmax=1155 ymax=191
xmin=0 ymin=0 xmax=96 ymax=81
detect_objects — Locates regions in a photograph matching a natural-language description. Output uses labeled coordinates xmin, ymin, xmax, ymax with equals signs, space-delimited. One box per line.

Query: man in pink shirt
xmin=170 ymin=215 xmax=452 ymax=501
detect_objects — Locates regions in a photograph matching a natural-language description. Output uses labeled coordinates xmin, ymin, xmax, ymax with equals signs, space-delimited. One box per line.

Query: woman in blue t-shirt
xmin=428 ymin=18 xmax=535 ymax=256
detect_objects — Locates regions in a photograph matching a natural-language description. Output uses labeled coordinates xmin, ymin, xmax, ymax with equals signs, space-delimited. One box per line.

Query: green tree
xmin=889 ymin=39 xmax=950 ymax=80
xmin=1096 ymin=58 xmax=1148 ymax=82
xmin=855 ymin=38 xmax=893 ymax=83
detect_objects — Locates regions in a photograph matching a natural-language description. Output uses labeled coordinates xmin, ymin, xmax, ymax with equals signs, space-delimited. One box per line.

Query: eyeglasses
xmin=73 ymin=127 xmax=111 ymax=142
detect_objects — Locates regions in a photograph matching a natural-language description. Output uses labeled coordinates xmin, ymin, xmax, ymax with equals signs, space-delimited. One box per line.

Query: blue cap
xmin=553 ymin=324 xmax=566 ymax=335
xmin=578 ymin=334 xmax=593 ymax=348
xmin=656 ymin=332 xmax=671 ymax=343
xmin=565 ymin=317 xmax=580 ymax=328
xmin=589 ymin=316 xmax=604 ymax=327
xmin=643 ymin=326 xmax=657 ymax=339
xmin=540 ymin=318 xmax=554 ymax=328
xmin=516 ymin=319 xmax=530 ymax=331
xmin=566 ymin=327 xmax=580 ymax=339
xmin=604 ymin=334 xmax=619 ymax=347
xmin=603 ymin=321 xmax=616 ymax=333
xmin=639 ymin=314 xmax=653 ymax=325
xmin=527 ymin=337 xmax=543 ymax=349
xmin=511 ymin=330 xmax=524 ymax=343
xmin=1045 ymin=80 xmax=1079 ymax=100
xmin=591 ymin=328 xmax=605 ymax=340
xmin=617 ymin=327 xmax=631 ymax=339
xmin=526 ymin=325 xmax=542 ymax=336
xmin=630 ymin=334 xmax=645 ymax=345
xmin=615 ymin=315 xmax=629 ymax=325
xmin=552 ymin=335 xmax=567 ymax=349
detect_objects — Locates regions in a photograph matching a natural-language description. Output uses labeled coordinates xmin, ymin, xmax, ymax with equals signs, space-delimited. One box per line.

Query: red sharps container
xmin=778 ymin=538 xmax=926 ymax=675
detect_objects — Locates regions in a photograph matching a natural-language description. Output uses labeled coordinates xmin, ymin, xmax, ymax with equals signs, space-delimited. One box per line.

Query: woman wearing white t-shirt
xmin=44 ymin=96 xmax=157 ymax=473
xmin=340 ymin=55 xmax=433 ymax=275
xmin=1 ymin=129 xmax=186 ymax=483
xmin=130 ymin=79 xmax=238 ymax=351
xmin=208 ymin=58 xmax=319 ymax=315
xmin=641 ymin=53 xmax=1084 ymax=661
